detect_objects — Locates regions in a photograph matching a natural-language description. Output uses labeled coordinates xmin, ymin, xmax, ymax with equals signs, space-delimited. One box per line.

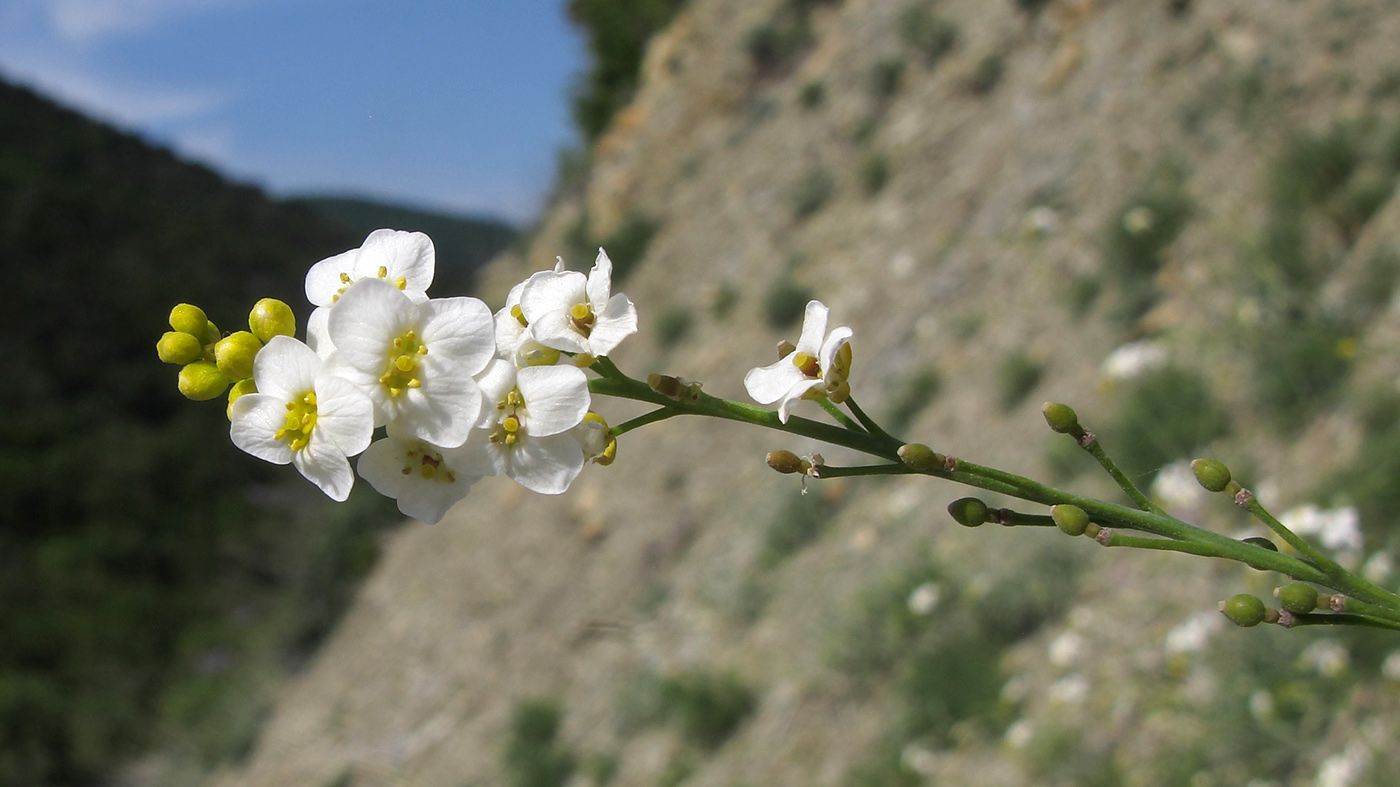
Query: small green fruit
xmin=1052 ymin=504 xmax=1090 ymax=536
xmin=1191 ymin=458 xmax=1232 ymax=492
xmin=249 ymin=298 xmax=296 ymax=343
xmin=1041 ymin=402 xmax=1080 ymax=434
xmin=1276 ymin=583 xmax=1320 ymax=615
xmin=214 ymin=331 xmax=262 ymax=381
xmin=169 ymin=303 xmax=207 ymax=336
xmin=897 ymin=443 xmax=939 ymax=470
xmin=766 ymin=450 xmax=805 ymax=474
xmin=156 ymin=331 xmax=203 ymax=365
xmin=947 ymin=497 xmax=990 ymax=527
xmin=178 ymin=361 xmax=230 ymax=401
xmin=1220 ymin=594 xmax=1267 ymax=627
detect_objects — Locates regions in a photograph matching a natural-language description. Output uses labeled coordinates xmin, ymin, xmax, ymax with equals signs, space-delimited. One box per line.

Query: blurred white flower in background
xmin=1165 ymin=611 xmax=1221 ymax=655
xmin=906 ymin=582 xmax=940 ymax=615
xmin=1297 ymin=639 xmax=1350 ymax=679
xmin=1100 ymin=339 xmax=1166 ymax=381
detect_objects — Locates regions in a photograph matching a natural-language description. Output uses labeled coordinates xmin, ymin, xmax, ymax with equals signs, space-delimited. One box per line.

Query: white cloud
xmin=0 ymin=58 xmax=226 ymax=126
xmin=170 ymin=124 xmax=235 ymax=164
xmin=43 ymin=0 xmax=255 ymax=43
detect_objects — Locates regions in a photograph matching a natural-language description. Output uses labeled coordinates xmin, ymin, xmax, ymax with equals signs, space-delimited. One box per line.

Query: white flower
xmin=356 ymin=423 xmax=479 ymax=524
xmin=1279 ymin=504 xmax=1364 ymax=554
xmin=229 ymin=336 xmax=373 ymax=501
xmin=304 ymin=229 xmax=436 ymax=358
xmin=460 ymin=359 xmax=590 ymax=494
xmin=305 ymin=229 xmax=436 ymax=307
xmin=906 ymin=582 xmax=940 ymax=615
xmin=744 ymin=300 xmax=853 ymax=423
xmin=1380 ymin=650 xmax=1400 ymax=681
xmin=494 ymin=268 xmax=564 ymax=367
xmin=1151 ymin=460 xmax=1205 ymax=512
xmin=1100 ymin=339 xmax=1166 ymax=381
xmin=1164 ymin=612 xmax=1220 ymax=655
xmin=1317 ymin=742 xmax=1371 ymax=787
xmin=519 ymin=248 xmax=638 ymax=359
xmin=1298 ymin=639 xmax=1350 ymax=678
xmin=1048 ymin=631 xmax=1083 ymax=668
xmin=326 ymin=278 xmax=495 ymax=448
xmin=1004 ymin=719 xmax=1035 ymax=750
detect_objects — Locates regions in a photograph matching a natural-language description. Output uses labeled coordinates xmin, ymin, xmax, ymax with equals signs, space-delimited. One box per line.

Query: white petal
xmin=776 ymin=379 xmax=824 ymax=423
xmin=528 ymin=308 xmax=591 ymax=354
xmin=253 ymin=336 xmax=320 ymax=401
xmin=391 ymin=354 xmax=482 ymax=448
xmin=328 ymin=279 xmax=417 ymax=372
xmin=355 ymin=437 xmax=407 ymax=501
xmin=586 ymin=293 xmax=638 ymax=356
xmin=586 ymin=248 xmax=614 ymax=311
xmin=305 ymin=306 xmax=336 ymax=358
xmin=397 ymin=474 xmax=476 ymax=524
xmin=494 ymin=305 xmax=527 ymax=360
xmin=571 ymin=419 xmax=608 ymax=460
xmin=744 ymin=360 xmax=807 ymax=405
xmin=519 ymin=269 xmax=587 ymax=324
xmin=419 ymin=296 xmax=495 ymax=375
xmin=457 ymin=436 xmax=509 ymax=477
xmin=355 ymin=229 xmax=435 ymax=296
xmin=313 ymin=372 xmax=374 ymax=456
xmin=291 ymin=432 xmax=355 ymax=501
xmin=510 ymin=432 xmax=585 ymax=494
xmin=474 ymin=358 xmax=518 ymax=426
xmin=304 ymin=248 xmax=358 ymax=307
xmin=322 ymin=352 xmax=390 ymax=427
xmin=819 ymin=326 xmax=853 ymax=373
xmin=517 ymin=365 xmax=590 ymax=437
xmin=795 ymin=300 xmax=829 ymax=356
xmin=228 ymin=394 xmax=294 ymax=465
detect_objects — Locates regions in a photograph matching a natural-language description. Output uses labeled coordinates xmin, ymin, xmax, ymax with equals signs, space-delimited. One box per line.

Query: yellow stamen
xmin=339 ymin=272 xmax=351 ymax=284
xmin=394 ymin=276 xmax=408 ymax=290
xmin=377 ymin=265 xmax=388 ymax=278
xmin=511 ymin=304 xmax=528 ymax=327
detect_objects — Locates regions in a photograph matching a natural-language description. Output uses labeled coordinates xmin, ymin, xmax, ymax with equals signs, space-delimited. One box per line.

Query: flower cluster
xmin=167 ymin=231 xmax=638 ymax=524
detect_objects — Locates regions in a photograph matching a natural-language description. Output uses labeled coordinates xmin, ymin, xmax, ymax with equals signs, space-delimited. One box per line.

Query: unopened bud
xmin=1041 ymin=402 xmax=1080 ymax=434
xmin=597 ymin=437 xmax=618 ymax=466
xmin=574 ymin=353 xmax=597 ymax=368
xmin=201 ymin=319 xmax=222 ymax=349
xmin=1051 ymin=504 xmax=1090 ymax=536
xmin=1191 ymin=458 xmax=1232 ymax=492
xmin=226 ymin=378 xmax=257 ymax=419
xmin=157 ymin=330 xmax=203 ymax=365
xmin=215 ymin=331 xmax=263 ymax=381
xmin=776 ymin=340 xmax=796 ymax=358
xmin=169 ymin=303 xmax=208 ymax=336
xmin=947 ymin=497 xmax=990 ymax=528
xmin=178 ymin=361 xmax=230 ymax=401
xmin=1275 ymin=583 xmax=1320 ymax=615
xmin=248 ymin=298 xmax=296 ymax=343
xmin=897 ymin=443 xmax=940 ymax=470
xmin=767 ymin=450 xmax=806 ymax=474
xmin=1220 ymin=593 xmax=1267 ymax=628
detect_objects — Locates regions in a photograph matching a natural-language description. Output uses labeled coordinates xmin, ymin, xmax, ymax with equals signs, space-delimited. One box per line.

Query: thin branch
xmin=844 ymin=396 xmax=889 ymax=439
xmin=820 ymin=399 xmax=866 ymax=432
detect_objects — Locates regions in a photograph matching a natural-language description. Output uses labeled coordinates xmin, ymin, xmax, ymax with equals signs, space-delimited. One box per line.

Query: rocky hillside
xmin=211 ymin=0 xmax=1400 ymax=785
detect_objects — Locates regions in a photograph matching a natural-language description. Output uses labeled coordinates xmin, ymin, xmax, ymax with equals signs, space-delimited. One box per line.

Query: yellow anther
xmin=401 ymin=466 xmax=412 ymax=475
xmin=379 ymin=373 xmax=393 ymax=385
xmin=407 ymin=378 xmax=421 ymax=388
xmin=418 ymin=345 xmax=428 ymax=355
xmin=443 ymin=470 xmax=456 ymax=483
xmin=792 ymin=352 xmax=820 ymax=377
xmin=303 ymin=392 xmax=316 ymax=406
xmin=291 ymin=436 xmax=308 ymax=452
xmin=393 ymin=337 xmax=404 ymax=348
xmin=405 ymin=331 xmax=416 ymax=340
xmin=339 ymin=272 xmax=351 ymax=284
xmin=285 ymin=401 xmax=296 ymax=411
xmin=377 ymin=265 xmax=388 ymax=278
xmin=389 ymin=387 xmax=404 ymax=398
xmin=395 ymin=276 xmax=407 ymax=290
xmin=301 ymin=412 xmax=316 ymax=429
xmin=504 ymin=432 xmax=519 ymax=445
xmin=506 ymin=390 xmax=524 ymax=408
xmin=511 ymin=304 xmax=528 ymax=327
xmin=597 ymin=438 xmax=617 ymax=466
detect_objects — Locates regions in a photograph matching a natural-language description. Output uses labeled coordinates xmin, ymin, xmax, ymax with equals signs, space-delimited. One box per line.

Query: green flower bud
xmin=169 ymin=303 xmax=207 ymax=336
xmin=249 ymin=298 xmax=296 ymax=343
xmin=178 ymin=361 xmax=230 ymax=401
xmin=1051 ymin=504 xmax=1090 ymax=536
xmin=215 ymin=331 xmax=262 ymax=381
xmin=201 ymin=319 xmax=222 ymax=349
xmin=947 ymin=497 xmax=990 ymax=528
xmin=1276 ymin=583 xmax=1320 ymax=615
xmin=1191 ymin=458 xmax=1232 ymax=492
xmin=648 ymin=373 xmax=683 ymax=399
xmin=1220 ymin=593 xmax=1267 ymax=627
xmin=1041 ymin=402 xmax=1080 ymax=434
xmin=226 ymin=378 xmax=257 ymax=420
xmin=156 ymin=330 xmax=203 ymax=365
xmin=897 ymin=443 xmax=940 ymax=470
xmin=767 ymin=450 xmax=806 ymax=474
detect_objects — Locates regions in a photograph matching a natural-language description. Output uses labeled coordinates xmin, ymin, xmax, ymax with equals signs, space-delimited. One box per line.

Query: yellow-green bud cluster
xmin=897 ymin=443 xmax=943 ymax=471
xmin=1051 ymin=504 xmax=1090 ymax=536
xmin=1275 ymin=583 xmax=1320 ymax=615
xmin=947 ymin=497 xmax=990 ymax=528
xmin=1220 ymin=594 xmax=1269 ymax=627
xmin=158 ymin=299 xmax=296 ymax=410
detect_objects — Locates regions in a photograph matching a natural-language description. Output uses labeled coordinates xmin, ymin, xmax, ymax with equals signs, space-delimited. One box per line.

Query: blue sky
xmin=0 ymin=1 xmax=586 ymax=222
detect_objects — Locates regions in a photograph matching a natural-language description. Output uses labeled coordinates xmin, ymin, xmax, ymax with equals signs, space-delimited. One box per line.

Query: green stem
xmin=812 ymin=463 xmax=907 ymax=479
xmin=995 ymin=510 xmax=1056 ymax=527
xmin=610 ymin=407 xmax=677 ymax=438
xmin=1239 ymin=494 xmax=1400 ymax=612
xmin=820 ymin=399 xmax=865 ymax=432
xmin=844 ymin=396 xmax=889 ymax=439
xmin=1287 ymin=613 xmax=1400 ymax=631
xmin=1100 ymin=530 xmax=1242 ymax=560
xmin=1079 ymin=433 xmax=1165 ymax=515
xmin=1331 ymin=593 xmax=1400 ymax=625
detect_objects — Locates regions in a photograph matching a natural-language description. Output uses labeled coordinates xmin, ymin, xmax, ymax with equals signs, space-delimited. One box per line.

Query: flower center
xmin=399 ymin=443 xmax=457 ymax=484
xmin=372 ymin=264 xmax=409 ymax=291
xmin=570 ymin=302 xmax=595 ymax=335
xmin=331 ymin=268 xmax=407 ymax=304
xmin=489 ymin=389 xmax=527 ymax=446
xmin=274 ymin=391 xmax=318 ymax=452
xmin=379 ymin=330 xmax=428 ymax=398
xmin=792 ymin=352 xmax=821 ymax=378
